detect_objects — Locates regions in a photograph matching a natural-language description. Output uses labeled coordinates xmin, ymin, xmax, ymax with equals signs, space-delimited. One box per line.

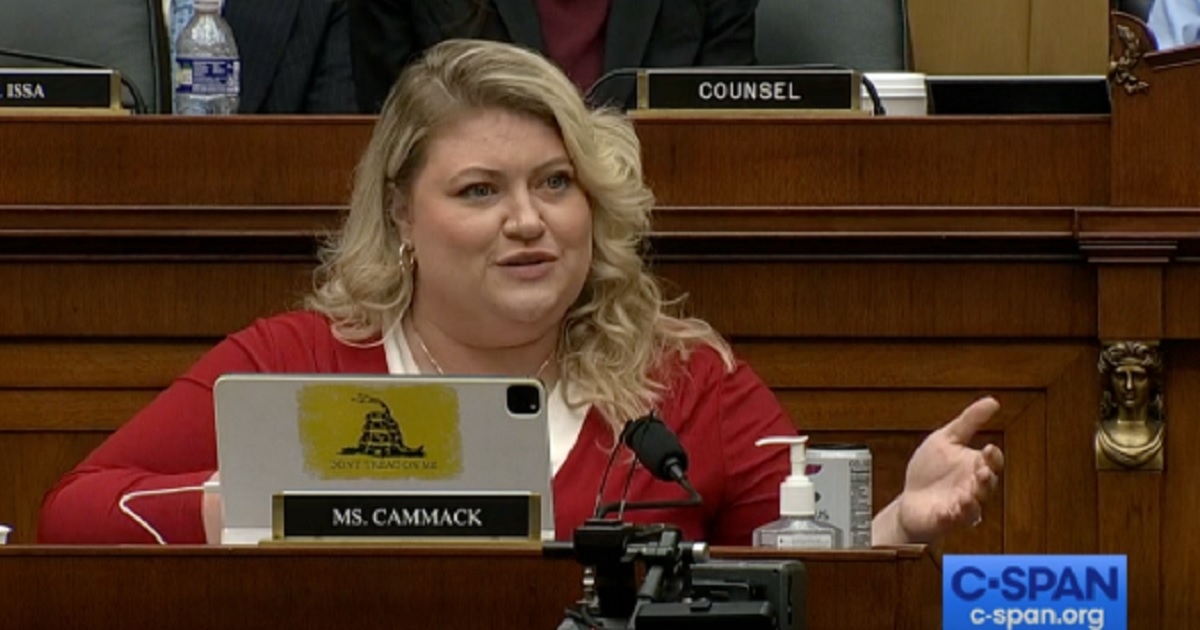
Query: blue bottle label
xmin=170 ymin=0 xmax=195 ymax=53
xmin=176 ymin=58 xmax=240 ymax=95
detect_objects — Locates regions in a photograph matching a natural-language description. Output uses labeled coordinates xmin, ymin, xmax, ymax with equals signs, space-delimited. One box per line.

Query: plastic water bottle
xmin=174 ymin=0 xmax=240 ymax=115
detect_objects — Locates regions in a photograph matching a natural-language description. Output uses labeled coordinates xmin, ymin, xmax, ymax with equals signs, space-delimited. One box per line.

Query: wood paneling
xmin=0 ymin=261 xmax=313 ymax=337
xmin=0 ymin=546 xmax=938 ymax=630
xmin=663 ymin=261 xmax=1095 ymax=339
xmin=1043 ymin=347 xmax=1101 ymax=553
xmin=908 ymin=0 xmax=1031 ymax=73
xmin=0 ymin=390 xmax=158 ymax=431
xmin=1110 ymin=22 xmax=1200 ymax=207
xmin=1078 ymin=207 xmax=1200 ymax=238
xmin=1099 ymin=472 xmax=1162 ymax=630
xmin=0 ymin=433 xmax=109 ymax=544
xmin=650 ymin=205 xmax=1079 ymax=235
xmin=0 ymin=342 xmax=209 ymax=388
xmin=1002 ymin=395 xmax=1047 ymax=554
xmin=0 ymin=205 xmax=344 ymax=233
xmin=1162 ymin=344 xmax=1200 ymax=626
xmin=908 ymin=0 xmax=1107 ymax=74
xmin=1166 ymin=265 xmax=1200 ymax=339
xmin=1097 ymin=265 xmax=1164 ymax=339
xmin=1029 ymin=0 xmax=1110 ymax=73
xmin=635 ymin=117 xmax=1110 ymax=206
xmin=659 ymin=262 xmax=796 ymax=336
xmin=0 ymin=116 xmax=1111 ymax=209
xmin=896 ymin=549 xmax=943 ymax=630
xmin=0 ymin=117 xmax=373 ymax=206
xmin=772 ymin=389 xmax=1038 ymax=432
xmin=736 ymin=342 xmax=1089 ymax=389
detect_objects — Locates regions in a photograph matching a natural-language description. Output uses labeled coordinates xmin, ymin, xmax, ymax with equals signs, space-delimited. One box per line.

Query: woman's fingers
xmin=983 ymin=443 xmax=1005 ymax=474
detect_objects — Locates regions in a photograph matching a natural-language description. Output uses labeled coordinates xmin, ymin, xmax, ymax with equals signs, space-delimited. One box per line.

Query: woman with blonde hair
xmin=40 ymin=39 xmax=1002 ymax=545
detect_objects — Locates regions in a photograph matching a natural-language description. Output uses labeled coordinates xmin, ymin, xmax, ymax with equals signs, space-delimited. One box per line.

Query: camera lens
xmin=506 ymin=384 xmax=541 ymax=415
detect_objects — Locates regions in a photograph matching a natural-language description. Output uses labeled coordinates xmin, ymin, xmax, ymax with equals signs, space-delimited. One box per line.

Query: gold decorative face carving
xmin=1096 ymin=342 xmax=1164 ymax=470
xmin=1110 ymin=363 xmax=1150 ymax=411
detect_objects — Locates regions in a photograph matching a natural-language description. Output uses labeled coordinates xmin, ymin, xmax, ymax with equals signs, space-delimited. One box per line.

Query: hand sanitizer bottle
xmin=753 ymin=436 xmax=843 ymax=549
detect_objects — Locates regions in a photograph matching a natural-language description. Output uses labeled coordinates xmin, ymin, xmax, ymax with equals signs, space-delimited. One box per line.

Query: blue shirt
xmin=1148 ymin=0 xmax=1200 ymax=49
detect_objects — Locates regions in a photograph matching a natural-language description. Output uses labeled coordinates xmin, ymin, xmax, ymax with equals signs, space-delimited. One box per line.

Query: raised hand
xmin=874 ymin=397 xmax=1005 ymax=545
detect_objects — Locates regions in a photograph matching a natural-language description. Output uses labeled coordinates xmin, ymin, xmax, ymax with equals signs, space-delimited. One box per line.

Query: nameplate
xmin=637 ymin=69 xmax=860 ymax=112
xmin=0 ymin=69 xmax=122 ymax=112
xmin=272 ymin=491 xmax=540 ymax=542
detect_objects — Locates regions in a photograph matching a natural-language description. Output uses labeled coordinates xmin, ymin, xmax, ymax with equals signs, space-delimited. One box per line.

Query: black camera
xmin=557 ymin=520 xmax=806 ymax=629
xmin=506 ymin=384 xmax=542 ymax=416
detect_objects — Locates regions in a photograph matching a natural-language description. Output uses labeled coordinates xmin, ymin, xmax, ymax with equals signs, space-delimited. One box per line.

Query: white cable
xmin=117 ymin=485 xmax=206 ymax=545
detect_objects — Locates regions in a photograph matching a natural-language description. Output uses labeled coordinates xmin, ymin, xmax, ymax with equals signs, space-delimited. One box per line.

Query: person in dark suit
xmin=347 ymin=0 xmax=758 ymax=113
xmin=223 ymin=0 xmax=356 ymax=113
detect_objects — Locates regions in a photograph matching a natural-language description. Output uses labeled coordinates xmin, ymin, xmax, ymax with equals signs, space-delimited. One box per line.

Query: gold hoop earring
xmin=398 ymin=241 xmax=415 ymax=273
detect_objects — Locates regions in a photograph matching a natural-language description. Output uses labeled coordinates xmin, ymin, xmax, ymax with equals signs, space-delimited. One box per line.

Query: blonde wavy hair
xmin=307 ymin=39 xmax=732 ymax=427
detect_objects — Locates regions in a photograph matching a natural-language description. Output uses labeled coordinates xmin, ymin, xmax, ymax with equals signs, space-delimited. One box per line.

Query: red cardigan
xmin=39 ymin=311 xmax=792 ymax=545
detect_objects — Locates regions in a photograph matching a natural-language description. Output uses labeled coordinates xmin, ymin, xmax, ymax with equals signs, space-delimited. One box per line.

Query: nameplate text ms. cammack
xmin=273 ymin=492 xmax=540 ymax=542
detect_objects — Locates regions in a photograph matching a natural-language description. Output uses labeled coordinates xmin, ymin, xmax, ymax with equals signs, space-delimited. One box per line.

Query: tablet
xmin=213 ymin=374 xmax=551 ymax=544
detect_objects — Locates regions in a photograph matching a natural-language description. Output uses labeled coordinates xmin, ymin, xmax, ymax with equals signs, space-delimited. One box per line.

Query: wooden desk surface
xmin=0 ymin=545 xmax=938 ymax=630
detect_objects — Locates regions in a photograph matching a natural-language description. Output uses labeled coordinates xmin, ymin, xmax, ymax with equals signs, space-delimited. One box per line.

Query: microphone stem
xmin=615 ymin=458 xmax=639 ymax=521
xmin=677 ymin=476 xmax=702 ymax=504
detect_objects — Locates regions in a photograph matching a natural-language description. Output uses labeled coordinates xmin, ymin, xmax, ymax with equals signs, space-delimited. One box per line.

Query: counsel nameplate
xmin=0 ymin=69 xmax=123 ymax=112
xmin=637 ymin=69 xmax=860 ymax=112
xmin=272 ymin=491 xmax=540 ymax=542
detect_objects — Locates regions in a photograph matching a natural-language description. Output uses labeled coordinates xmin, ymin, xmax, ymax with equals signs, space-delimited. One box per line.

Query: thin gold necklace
xmin=410 ymin=322 xmax=554 ymax=378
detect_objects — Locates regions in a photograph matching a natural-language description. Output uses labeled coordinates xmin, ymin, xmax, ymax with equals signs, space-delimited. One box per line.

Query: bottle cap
xmin=194 ymin=0 xmax=222 ymax=12
xmin=755 ymin=435 xmax=815 ymax=517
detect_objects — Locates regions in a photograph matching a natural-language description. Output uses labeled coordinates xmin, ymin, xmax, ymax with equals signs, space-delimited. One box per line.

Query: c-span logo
xmin=944 ymin=555 xmax=1126 ymax=630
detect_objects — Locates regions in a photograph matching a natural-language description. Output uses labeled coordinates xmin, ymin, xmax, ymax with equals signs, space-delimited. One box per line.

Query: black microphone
xmin=592 ymin=411 xmax=702 ymax=519
xmin=0 ymin=46 xmax=149 ymax=114
xmin=621 ymin=412 xmax=689 ymax=484
xmin=583 ymin=67 xmax=639 ymax=109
